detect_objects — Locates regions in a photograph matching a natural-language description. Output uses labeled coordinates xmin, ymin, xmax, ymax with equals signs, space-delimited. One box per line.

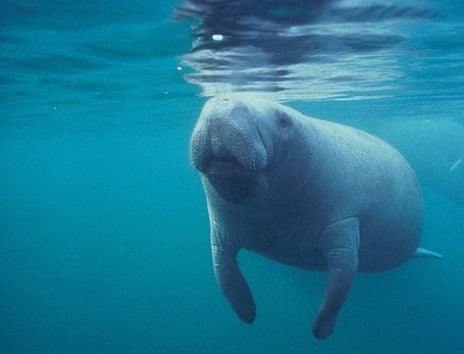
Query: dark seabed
xmin=1 ymin=0 xmax=463 ymax=353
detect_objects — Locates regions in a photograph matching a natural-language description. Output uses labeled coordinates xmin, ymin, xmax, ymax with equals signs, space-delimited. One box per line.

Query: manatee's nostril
xmin=223 ymin=98 xmax=230 ymax=102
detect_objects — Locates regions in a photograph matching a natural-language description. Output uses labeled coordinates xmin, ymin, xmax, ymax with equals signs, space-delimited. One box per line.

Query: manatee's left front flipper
xmin=312 ymin=217 xmax=360 ymax=340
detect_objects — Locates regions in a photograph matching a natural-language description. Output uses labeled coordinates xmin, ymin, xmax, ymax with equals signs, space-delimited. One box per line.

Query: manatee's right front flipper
xmin=312 ymin=217 xmax=360 ymax=340
xmin=211 ymin=229 xmax=256 ymax=324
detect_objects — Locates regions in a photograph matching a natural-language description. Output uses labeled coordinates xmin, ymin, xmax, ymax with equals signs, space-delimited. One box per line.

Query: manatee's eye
xmin=277 ymin=115 xmax=290 ymax=128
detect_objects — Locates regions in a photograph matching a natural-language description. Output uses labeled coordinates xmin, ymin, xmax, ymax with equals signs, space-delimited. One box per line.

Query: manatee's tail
xmin=413 ymin=247 xmax=443 ymax=259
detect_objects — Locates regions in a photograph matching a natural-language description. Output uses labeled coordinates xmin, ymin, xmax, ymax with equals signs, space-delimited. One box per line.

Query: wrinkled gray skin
xmin=190 ymin=97 xmax=433 ymax=340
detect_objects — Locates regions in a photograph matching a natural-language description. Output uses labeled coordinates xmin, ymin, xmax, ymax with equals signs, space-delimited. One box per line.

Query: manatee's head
xmin=190 ymin=96 xmax=296 ymax=203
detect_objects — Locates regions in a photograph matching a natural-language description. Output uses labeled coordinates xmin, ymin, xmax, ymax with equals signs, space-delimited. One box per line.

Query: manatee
xmin=190 ymin=97 xmax=441 ymax=339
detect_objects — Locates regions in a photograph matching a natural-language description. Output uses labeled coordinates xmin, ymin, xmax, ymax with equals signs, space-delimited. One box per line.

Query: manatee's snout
xmin=190 ymin=98 xmax=269 ymax=175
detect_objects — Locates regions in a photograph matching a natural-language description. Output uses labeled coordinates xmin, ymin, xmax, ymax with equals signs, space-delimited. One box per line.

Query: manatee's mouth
xmin=202 ymin=153 xmax=267 ymax=203
xmin=205 ymin=154 xmax=248 ymax=175
xmin=192 ymin=131 xmax=269 ymax=174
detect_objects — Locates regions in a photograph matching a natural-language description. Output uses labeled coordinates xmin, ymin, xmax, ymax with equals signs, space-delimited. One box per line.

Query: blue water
xmin=1 ymin=0 xmax=463 ymax=353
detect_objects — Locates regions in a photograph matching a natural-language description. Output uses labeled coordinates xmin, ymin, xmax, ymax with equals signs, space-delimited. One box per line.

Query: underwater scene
xmin=1 ymin=0 xmax=463 ymax=353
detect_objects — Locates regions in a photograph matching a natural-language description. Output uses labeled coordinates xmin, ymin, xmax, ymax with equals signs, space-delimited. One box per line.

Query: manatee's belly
xmin=256 ymin=248 xmax=326 ymax=270
xmin=356 ymin=213 xmax=422 ymax=272
xmin=238 ymin=196 xmax=422 ymax=273
xmin=242 ymin=221 xmax=327 ymax=270
xmin=248 ymin=214 xmax=421 ymax=273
